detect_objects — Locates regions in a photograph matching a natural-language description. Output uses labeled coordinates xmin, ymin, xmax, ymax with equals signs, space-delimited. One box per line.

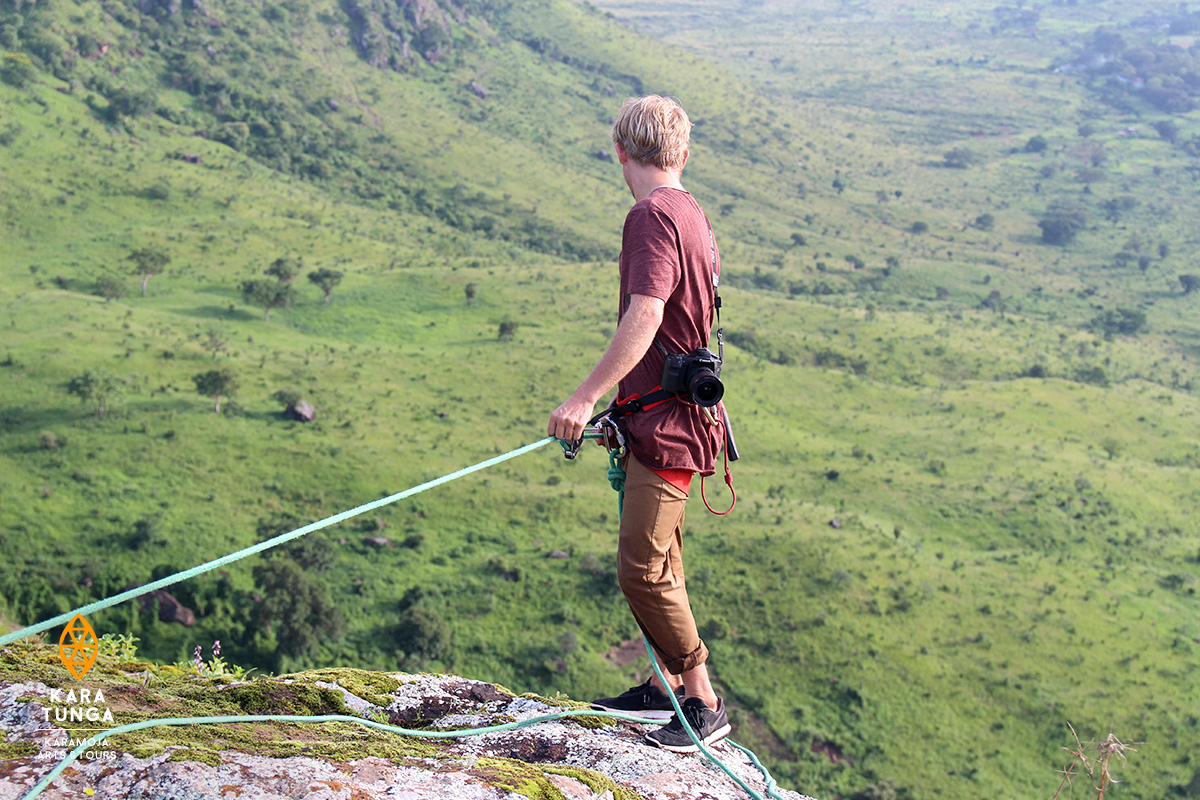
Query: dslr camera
xmin=661 ymin=347 xmax=723 ymax=407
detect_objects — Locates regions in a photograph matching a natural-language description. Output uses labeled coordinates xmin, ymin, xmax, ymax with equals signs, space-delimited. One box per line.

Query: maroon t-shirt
xmin=617 ymin=187 xmax=723 ymax=476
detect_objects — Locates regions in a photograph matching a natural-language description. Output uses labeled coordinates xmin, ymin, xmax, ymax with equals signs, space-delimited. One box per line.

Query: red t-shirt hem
xmin=650 ymin=466 xmax=694 ymax=493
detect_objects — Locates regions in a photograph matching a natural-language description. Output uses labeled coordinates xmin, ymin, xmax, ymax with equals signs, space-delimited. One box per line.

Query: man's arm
xmin=548 ymin=293 xmax=665 ymax=441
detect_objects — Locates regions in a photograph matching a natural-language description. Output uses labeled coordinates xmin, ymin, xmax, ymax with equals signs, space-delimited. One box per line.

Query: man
xmin=547 ymin=94 xmax=729 ymax=752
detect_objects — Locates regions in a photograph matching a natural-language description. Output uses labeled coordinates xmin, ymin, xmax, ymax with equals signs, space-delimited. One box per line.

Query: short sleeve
xmin=622 ymin=202 xmax=681 ymax=302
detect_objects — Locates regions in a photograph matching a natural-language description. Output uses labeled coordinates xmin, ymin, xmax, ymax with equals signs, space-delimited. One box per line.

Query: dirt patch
xmin=603 ymin=638 xmax=646 ymax=668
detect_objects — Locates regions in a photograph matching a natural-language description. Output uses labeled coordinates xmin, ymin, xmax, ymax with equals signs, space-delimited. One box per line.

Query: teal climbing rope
xmin=13 ymin=708 xmax=690 ymax=800
xmin=0 ymin=437 xmax=559 ymax=648
xmin=606 ymin=447 xmax=626 ymax=517
xmin=2 ymin=435 xmax=785 ymax=800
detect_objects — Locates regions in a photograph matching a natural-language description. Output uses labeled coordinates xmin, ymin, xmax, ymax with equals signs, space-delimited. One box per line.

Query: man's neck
xmin=625 ymin=161 xmax=685 ymax=203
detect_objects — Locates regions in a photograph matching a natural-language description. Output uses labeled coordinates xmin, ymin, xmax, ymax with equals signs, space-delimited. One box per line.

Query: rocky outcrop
xmin=0 ymin=643 xmax=814 ymax=800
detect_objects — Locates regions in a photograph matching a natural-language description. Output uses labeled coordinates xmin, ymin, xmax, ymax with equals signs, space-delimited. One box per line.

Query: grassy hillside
xmin=3 ymin=1 xmax=1200 ymax=799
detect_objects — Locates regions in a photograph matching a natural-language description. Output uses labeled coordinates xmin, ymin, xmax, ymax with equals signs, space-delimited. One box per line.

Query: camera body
xmin=661 ymin=347 xmax=724 ymax=407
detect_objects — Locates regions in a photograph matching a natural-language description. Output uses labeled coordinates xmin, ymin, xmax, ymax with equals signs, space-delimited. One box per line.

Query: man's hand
xmin=547 ymin=293 xmax=665 ymax=442
xmin=548 ymin=392 xmax=595 ymax=442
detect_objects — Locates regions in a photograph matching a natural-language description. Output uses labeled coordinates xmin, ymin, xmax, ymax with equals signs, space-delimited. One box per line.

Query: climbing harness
xmin=2 ymin=437 xmax=781 ymax=800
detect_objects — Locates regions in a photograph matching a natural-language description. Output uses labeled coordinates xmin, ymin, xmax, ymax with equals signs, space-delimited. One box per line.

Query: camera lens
xmin=689 ymin=370 xmax=723 ymax=407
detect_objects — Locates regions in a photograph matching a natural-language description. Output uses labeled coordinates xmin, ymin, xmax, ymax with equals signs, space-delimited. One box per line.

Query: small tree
xmin=67 ymin=369 xmax=126 ymax=418
xmin=1154 ymin=120 xmax=1179 ymax=143
xmin=307 ymin=268 xmax=343 ymax=305
xmin=201 ymin=328 xmax=227 ymax=359
xmin=464 ymin=282 xmax=477 ymax=305
xmin=265 ymin=257 xmax=301 ymax=284
xmin=95 ymin=275 xmax=125 ymax=302
xmin=498 ymin=318 xmax=517 ymax=341
xmin=974 ymin=213 xmax=995 ymax=231
xmin=942 ymin=147 xmax=979 ymax=169
xmin=1038 ymin=201 xmax=1087 ymax=246
xmin=193 ymin=368 xmax=237 ymax=413
xmin=241 ymin=279 xmax=295 ymax=322
xmin=0 ymin=52 xmax=37 ymax=89
xmin=1180 ymin=274 xmax=1199 ymax=294
xmin=1024 ymin=135 xmax=1048 ymax=153
xmin=129 ymin=247 xmax=171 ymax=296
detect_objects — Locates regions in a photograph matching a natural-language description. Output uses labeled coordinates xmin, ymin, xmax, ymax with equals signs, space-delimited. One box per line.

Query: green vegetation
xmin=2 ymin=1 xmax=1200 ymax=800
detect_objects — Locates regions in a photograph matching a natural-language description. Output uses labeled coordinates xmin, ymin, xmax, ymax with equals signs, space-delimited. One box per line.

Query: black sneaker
xmin=590 ymin=679 xmax=686 ymax=720
xmin=644 ymin=697 xmax=731 ymax=753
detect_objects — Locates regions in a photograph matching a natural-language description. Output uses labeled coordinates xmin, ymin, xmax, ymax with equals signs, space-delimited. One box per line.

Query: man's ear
xmin=679 ymin=147 xmax=690 ymax=170
xmin=615 ymin=142 xmax=628 ymax=164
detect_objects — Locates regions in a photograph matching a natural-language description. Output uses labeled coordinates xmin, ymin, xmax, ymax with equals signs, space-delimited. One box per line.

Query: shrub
xmin=0 ymin=52 xmax=36 ymax=88
xmin=942 ymin=147 xmax=978 ymax=168
xmin=1038 ymin=201 xmax=1087 ymax=246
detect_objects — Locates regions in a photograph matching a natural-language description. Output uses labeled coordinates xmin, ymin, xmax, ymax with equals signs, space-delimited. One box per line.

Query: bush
xmin=393 ymin=606 xmax=452 ymax=667
xmin=942 ymin=147 xmax=978 ymax=168
xmin=1090 ymin=307 xmax=1147 ymax=337
xmin=1024 ymin=135 xmax=1048 ymax=153
xmin=974 ymin=213 xmax=995 ymax=231
xmin=1038 ymin=201 xmax=1087 ymax=246
xmin=0 ymin=52 xmax=36 ymax=88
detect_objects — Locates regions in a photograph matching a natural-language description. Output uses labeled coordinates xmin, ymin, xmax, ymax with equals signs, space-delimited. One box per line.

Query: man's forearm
xmin=548 ymin=294 xmax=664 ymax=440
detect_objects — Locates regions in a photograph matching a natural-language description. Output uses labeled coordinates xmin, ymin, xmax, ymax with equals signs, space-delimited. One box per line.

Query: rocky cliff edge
xmin=0 ymin=642 xmax=813 ymax=800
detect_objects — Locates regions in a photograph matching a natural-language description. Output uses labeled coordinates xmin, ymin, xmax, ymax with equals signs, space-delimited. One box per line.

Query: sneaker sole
xmin=590 ymin=703 xmax=676 ymax=720
xmin=645 ymin=722 xmax=732 ymax=753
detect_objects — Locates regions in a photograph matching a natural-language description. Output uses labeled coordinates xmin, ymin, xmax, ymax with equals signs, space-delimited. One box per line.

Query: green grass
xmin=2 ymin=1 xmax=1200 ymax=799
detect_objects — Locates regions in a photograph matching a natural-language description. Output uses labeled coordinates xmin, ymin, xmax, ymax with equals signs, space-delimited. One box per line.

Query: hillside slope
xmin=2 ymin=1 xmax=1200 ymax=799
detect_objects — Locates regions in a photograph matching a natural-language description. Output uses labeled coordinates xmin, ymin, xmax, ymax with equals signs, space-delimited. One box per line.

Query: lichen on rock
xmin=0 ymin=642 xmax=814 ymax=800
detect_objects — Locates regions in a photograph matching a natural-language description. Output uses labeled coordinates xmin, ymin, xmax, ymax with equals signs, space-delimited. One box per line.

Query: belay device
xmin=561 ymin=215 xmax=738 ymax=515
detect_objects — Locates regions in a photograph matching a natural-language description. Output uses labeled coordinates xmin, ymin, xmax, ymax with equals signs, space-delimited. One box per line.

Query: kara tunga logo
xmin=36 ymin=687 xmax=117 ymax=761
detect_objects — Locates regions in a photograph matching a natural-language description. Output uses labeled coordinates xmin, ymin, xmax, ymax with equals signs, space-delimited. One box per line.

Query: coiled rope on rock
xmin=1 ymin=437 xmax=782 ymax=800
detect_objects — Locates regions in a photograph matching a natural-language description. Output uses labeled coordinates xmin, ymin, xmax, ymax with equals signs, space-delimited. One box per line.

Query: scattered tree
xmin=1154 ymin=120 xmax=1179 ymax=143
xmin=241 ymin=279 xmax=296 ymax=321
xmin=1102 ymin=196 xmax=1137 ymax=224
xmin=271 ymin=388 xmax=303 ymax=408
xmin=129 ymin=247 xmax=171 ymax=296
xmin=265 ymin=257 xmax=301 ymax=284
xmin=201 ymin=328 xmax=227 ymax=359
xmin=251 ymin=561 xmax=345 ymax=669
xmin=1024 ymin=135 xmax=1048 ymax=153
xmin=910 ymin=221 xmax=928 ymax=234
xmin=66 ymin=369 xmax=126 ymax=418
xmin=307 ymin=268 xmax=343 ymax=305
xmin=1038 ymin=201 xmax=1087 ymax=246
xmin=0 ymin=52 xmax=36 ymax=89
xmin=942 ymin=147 xmax=979 ymax=169
xmin=1090 ymin=307 xmax=1147 ymax=338
xmin=974 ymin=213 xmax=995 ymax=231
xmin=464 ymin=282 xmax=477 ymax=305
xmin=1181 ymin=274 xmax=1199 ymax=294
xmin=393 ymin=605 xmax=452 ymax=669
xmin=192 ymin=368 xmax=237 ymax=413
xmin=498 ymin=318 xmax=517 ymax=341
xmin=106 ymin=84 xmax=158 ymax=120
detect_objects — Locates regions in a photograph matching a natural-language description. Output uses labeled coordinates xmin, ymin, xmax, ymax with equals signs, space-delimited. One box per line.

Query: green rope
xmin=0 ymin=437 xmax=559 ymax=648
xmin=606 ymin=448 xmax=626 ymax=517
xmin=13 ymin=709 xmax=675 ymax=800
xmin=3 ymin=434 xmax=785 ymax=800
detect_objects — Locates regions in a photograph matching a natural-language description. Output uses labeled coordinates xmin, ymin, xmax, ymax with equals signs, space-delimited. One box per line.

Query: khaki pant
xmin=616 ymin=454 xmax=709 ymax=675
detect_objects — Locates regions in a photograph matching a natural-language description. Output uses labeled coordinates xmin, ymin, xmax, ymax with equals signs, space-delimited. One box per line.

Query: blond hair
xmin=611 ymin=95 xmax=691 ymax=170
